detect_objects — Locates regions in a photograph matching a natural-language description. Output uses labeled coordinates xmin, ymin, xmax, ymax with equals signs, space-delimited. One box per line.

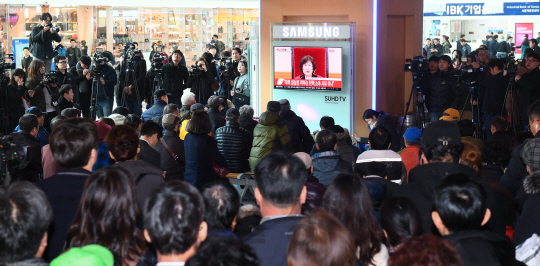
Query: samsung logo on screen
xmin=273 ymin=25 xmax=351 ymax=39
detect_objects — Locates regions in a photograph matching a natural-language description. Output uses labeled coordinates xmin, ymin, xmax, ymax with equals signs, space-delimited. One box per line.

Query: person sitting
xmin=64 ymin=167 xmax=148 ymax=266
xmin=514 ymin=138 xmax=540 ymax=245
xmin=207 ymin=95 xmax=226 ymax=138
xmin=91 ymin=120 xmax=112 ymax=172
xmin=142 ymin=89 xmax=170 ymax=122
xmin=144 ymin=181 xmax=208 ymax=265
xmin=152 ymin=103 xmax=179 ymax=127
xmin=12 ymin=114 xmax=43 ymax=182
xmin=185 ymin=235 xmax=259 ymax=266
xmin=60 ymin=108 xmax=80 ymax=118
xmin=239 ymin=105 xmax=258 ymax=137
xmin=249 ymin=101 xmax=293 ymax=170
xmin=124 ymin=114 xmax=142 ymax=133
xmin=279 ymin=99 xmax=315 ymax=154
xmin=439 ymin=108 xmax=460 ymax=121
xmin=184 ymin=111 xmax=228 ymax=187
xmin=480 ymin=140 xmax=510 ymax=185
xmin=293 ymin=152 xmax=327 ymax=215
xmin=201 ymin=182 xmax=241 ymax=238
xmin=458 ymin=119 xmax=483 ymax=152
xmin=137 ymin=120 xmax=162 ymax=169
xmin=361 ymin=109 xmax=402 ymax=152
xmin=57 ymin=84 xmax=74 ymax=112
xmin=379 ymin=197 xmax=423 ymax=255
xmin=356 ymin=127 xmax=407 ymax=183
xmin=35 ymin=118 xmax=99 ymax=261
xmin=180 ymin=103 xmax=204 ymax=140
xmin=15 ymin=106 xmax=50 ymax=147
xmin=287 ymin=209 xmax=357 ymax=266
xmin=394 ymin=120 xmax=504 ymax=235
xmin=215 ymin=108 xmax=252 ymax=173
xmin=388 ymin=234 xmax=462 ymax=266
xmin=400 ymin=127 xmax=422 ymax=175
xmin=50 ymin=245 xmax=114 ymax=266
xmin=485 ymin=115 xmax=512 ymax=151
xmin=323 ymin=173 xmax=389 ymax=266
xmin=106 ymin=125 xmax=165 ymax=208
xmin=41 ymin=115 xmax=67 ymax=179
xmin=362 ymin=162 xmax=399 ymax=208
xmin=0 ymin=182 xmax=53 ymax=266
xmin=461 ymin=141 xmax=482 ymax=176
xmin=327 ymin=125 xmax=355 ymax=166
xmin=311 ymin=129 xmax=352 ymax=185
xmin=153 ymin=113 xmax=185 ymax=180
xmin=242 ymin=152 xmax=307 ymax=266
xmin=434 ymin=174 xmax=525 ymax=266
xmin=179 ymin=91 xmax=196 ymax=123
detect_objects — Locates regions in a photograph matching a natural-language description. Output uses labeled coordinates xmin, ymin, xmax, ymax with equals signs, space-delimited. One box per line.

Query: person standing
xmin=424 ymin=38 xmax=432 ymax=59
xmin=187 ymin=57 xmax=215 ymax=105
xmin=31 ymin=12 xmax=61 ymax=73
xmin=442 ymin=35 xmax=452 ymax=54
xmin=456 ymin=34 xmax=466 ymax=52
xmin=66 ymin=39 xmax=81 ymax=68
xmin=69 ymin=55 xmax=92 ymax=118
xmin=213 ymin=34 xmax=226 ymax=55
xmin=489 ymin=35 xmax=499 ymax=59
xmin=118 ymin=50 xmax=146 ymax=116
xmin=231 ymin=60 xmax=250 ymax=108
xmin=20 ymin=47 xmax=33 ymax=77
xmin=80 ymin=40 xmax=88 ymax=56
xmin=97 ymin=42 xmax=115 ymax=65
xmin=508 ymin=36 xmax=516 ymax=57
xmin=496 ymin=36 xmax=510 ymax=59
xmin=162 ymin=49 xmax=189 ymax=107
xmin=430 ymin=38 xmax=444 ymax=57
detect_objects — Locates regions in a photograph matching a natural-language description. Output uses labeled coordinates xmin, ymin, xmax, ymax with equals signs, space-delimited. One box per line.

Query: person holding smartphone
xmin=187 ymin=57 xmax=215 ymax=105
xmin=230 ymin=60 xmax=250 ymax=108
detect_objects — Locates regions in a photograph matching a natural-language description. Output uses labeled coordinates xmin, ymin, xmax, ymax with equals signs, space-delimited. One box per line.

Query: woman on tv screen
xmin=294 ymin=55 xmax=322 ymax=79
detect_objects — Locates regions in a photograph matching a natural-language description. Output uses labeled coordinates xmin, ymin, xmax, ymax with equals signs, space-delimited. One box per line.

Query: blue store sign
xmin=424 ymin=2 xmax=540 ymax=16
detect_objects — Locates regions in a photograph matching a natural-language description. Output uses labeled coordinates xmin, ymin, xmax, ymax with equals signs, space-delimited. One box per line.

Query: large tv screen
xmin=274 ymin=46 xmax=342 ymax=91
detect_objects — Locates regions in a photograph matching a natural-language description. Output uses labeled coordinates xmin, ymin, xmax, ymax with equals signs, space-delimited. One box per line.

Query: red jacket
xmin=400 ymin=145 xmax=421 ymax=176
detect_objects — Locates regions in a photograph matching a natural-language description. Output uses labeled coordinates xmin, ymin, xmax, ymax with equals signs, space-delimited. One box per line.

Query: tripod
xmin=502 ymin=75 xmax=521 ymax=132
xmin=89 ymin=73 xmax=111 ymax=120
xmin=401 ymin=79 xmax=427 ymax=133
xmin=150 ymin=68 xmax=163 ymax=107
xmin=459 ymin=84 xmax=483 ymax=140
xmin=121 ymin=59 xmax=142 ymax=115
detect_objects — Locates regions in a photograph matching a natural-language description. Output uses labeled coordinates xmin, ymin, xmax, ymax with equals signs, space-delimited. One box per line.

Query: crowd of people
xmin=3 ymin=11 xmax=540 ymax=266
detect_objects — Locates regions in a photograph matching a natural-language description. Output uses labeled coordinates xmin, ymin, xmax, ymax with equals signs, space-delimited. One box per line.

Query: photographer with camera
xmin=162 ymin=49 xmax=189 ymax=107
xmin=202 ymin=51 xmax=217 ymax=78
xmin=118 ymin=47 xmax=146 ymax=116
xmin=31 ymin=13 xmax=61 ymax=73
xmin=97 ymin=42 xmax=115 ymax=65
xmin=25 ymin=60 xmax=58 ymax=132
xmin=477 ymin=59 xmax=509 ymax=138
xmin=187 ymin=57 xmax=215 ymax=105
xmin=53 ymin=55 xmax=77 ymax=90
xmin=69 ymin=55 xmax=92 ymax=118
xmin=516 ymin=52 xmax=540 ymax=127
xmin=216 ymin=50 xmax=232 ymax=98
xmin=89 ymin=52 xmax=118 ymax=119
xmin=423 ymin=55 xmax=459 ymax=121
xmin=13 ymin=114 xmax=43 ymax=182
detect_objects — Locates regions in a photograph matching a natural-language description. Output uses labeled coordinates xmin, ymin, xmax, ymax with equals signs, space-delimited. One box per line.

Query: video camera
xmin=0 ymin=132 xmax=29 ymax=184
xmin=190 ymin=64 xmax=202 ymax=76
xmin=0 ymin=54 xmax=15 ymax=72
xmin=91 ymin=47 xmax=109 ymax=77
xmin=404 ymin=56 xmax=428 ymax=84
xmin=124 ymin=42 xmax=142 ymax=63
xmin=39 ymin=71 xmax=59 ymax=85
xmin=45 ymin=21 xmax=60 ymax=33
xmin=505 ymin=55 xmax=522 ymax=75
xmin=213 ymin=57 xmax=234 ymax=81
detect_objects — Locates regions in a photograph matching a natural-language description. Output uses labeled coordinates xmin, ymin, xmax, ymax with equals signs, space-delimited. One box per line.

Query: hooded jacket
xmin=311 ymin=151 xmax=352 ymax=185
xmin=115 ymin=160 xmax=164 ymax=209
xmin=215 ymin=120 xmax=252 ymax=173
xmin=249 ymin=111 xmax=293 ymax=170
xmin=280 ymin=109 xmax=314 ymax=154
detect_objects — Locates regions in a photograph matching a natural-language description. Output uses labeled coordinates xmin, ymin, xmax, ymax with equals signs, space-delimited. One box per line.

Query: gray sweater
xmin=232 ymin=73 xmax=250 ymax=97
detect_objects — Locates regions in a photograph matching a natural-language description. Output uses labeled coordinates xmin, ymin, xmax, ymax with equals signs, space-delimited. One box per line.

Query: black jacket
xmin=102 ymin=50 xmax=115 ymax=65
xmin=184 ymin=133 xmax=228 ymax=187
xmin=6 ymin=83 xmax=27 ymax=130
xmin=497 ymin=41 xmax=511 ymax=54
xmin=243 ymin=216 xmax=303 ymax=266
xmin=478 ymin=71 xmax=509 ymax=115
xmin=500 ymin=132 xmax=539 ymax=196
xmin=240 ymin=116 xmax=258 ymax=137
xmin=35 ymin=168 xmax=91 ymax=261
xmin=431 ymin=43 xmax=444 ymax=57
xmin=153 ymin=129 xmax=185 ymax=181
xmin=208 ymin=108 xmax=226 ymax=138
xmin=162 ymin=62 xmax=189 ymax=98
xmin=57 ymin=95 xmax=73 ymax=112
xmin=514 ymin=173 xmax=540 ymax=245
xmin=423 ymin=70 xmax=459 ymax=113
xmin=12 ymin=130 xmax=42 ymax=182
xmin=115 ymin=160 xmax=164 ymax=209
xmin=367 ymin=113 xmax=402 ymax=152
xmin=69 ymin=62 xmax=91 ymax=94
xmin=26 ymin=77 xmax=58 ymax=114
xmin=21 ymin=56 xmax=33 ymax=74
xmin=118 ymin=58 xmax=147 ymax=103
xmin=517 ymin=67 xmax=540 ymax=123
xmin=54 ymin=69 xmax=77 ymax=94
xmin=443 ymin=230 xmax=526 ymax=266
xmin=91 ymin=63 xmax=117 ymax=102
xmin=280 ymin=109 xmax=315 ymax=154
xmin=187 ymin=70 xmax=215 ymax=105
xmin=137 ymin=139 xmax=162 ymax=170
xmin=395 ymin=162 xmax=505 ymax=235
xmin=66 ymin=46 xmax=82 ymax=67
xmin=215 ymin=120 xmax=252 ymax=173
xmin=31 ymin=25 xmax=61 ymax=60
xmin=485 ymin=130 xmax=513 ymax=151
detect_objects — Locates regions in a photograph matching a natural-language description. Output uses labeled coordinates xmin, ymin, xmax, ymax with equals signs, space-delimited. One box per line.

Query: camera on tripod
xmin=124 ymin=42 xmax=142 ymax=63
xmin=505 ymin=55 xmax=522 ymax=75
xmin=152 ymin=54 xmax=166 ymax=71
xmin=0 ymin=132 xmax=29 ymax=184
xmin=91 ymin=47 xmax=108 ymax=77
xmin=45 ymin=22 xmax=60 ymax=33
xmin=0 ymin=54 xmax=16 ymax=71
xmin=404 ymin=56 xmax=429 ymax=83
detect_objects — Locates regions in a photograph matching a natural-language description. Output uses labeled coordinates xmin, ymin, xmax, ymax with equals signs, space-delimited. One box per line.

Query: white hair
xmin=181 ymin=92 xmax=196 ymax=106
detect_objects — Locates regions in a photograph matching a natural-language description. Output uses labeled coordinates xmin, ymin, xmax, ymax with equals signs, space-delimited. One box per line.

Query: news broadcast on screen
xmin=274 ymin=47 xmax=343 ymax=91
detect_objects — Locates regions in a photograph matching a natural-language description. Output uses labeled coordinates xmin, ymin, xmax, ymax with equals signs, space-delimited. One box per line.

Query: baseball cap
xmin=267 ymin=101 xmax=281 ymax=113
xmin=293 ymin=152 xmax=312 ymax=169
xmin=422 ymin=120 xmax=462 ymax=146
xmin=211 ymin=40 xmax=216 ymax=44
xmin=190 ymin=103 xmax=205 ymax=112
xmin=439 ymin=108 xmax=460 ymax=121
xmin=523 ymin=138 xmax=540 ymax=172
xmin=61 ymin=108 xmax=80 ymax=118
xmin=26 ymin=106 xmax=46 ymax=117
xmin=50 ymin=244 xmax=113 ymax=266
xmin=226 ymin=107 xmax=240 ymax=118
xmin=403 ymin=127 xmax=422 ymax=142
xmin=154 ymin=89 xmax=171 ymax=99
xmin=94 ymin=120 xmax=112 ymax=140
xmin=208 ymin=96 xmax=224 ymax=109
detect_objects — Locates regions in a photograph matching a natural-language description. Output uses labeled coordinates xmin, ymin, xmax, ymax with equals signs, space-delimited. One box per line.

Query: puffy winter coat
xmin=280 ymin=109 xmax=314 ymax=154
xmin=215 ymin=121 xmax=252 ymax=173
xmin=249 ymin=111 xmax=293 ymax=170
xmin=141 ymin=99 xmax=167 ymax=122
